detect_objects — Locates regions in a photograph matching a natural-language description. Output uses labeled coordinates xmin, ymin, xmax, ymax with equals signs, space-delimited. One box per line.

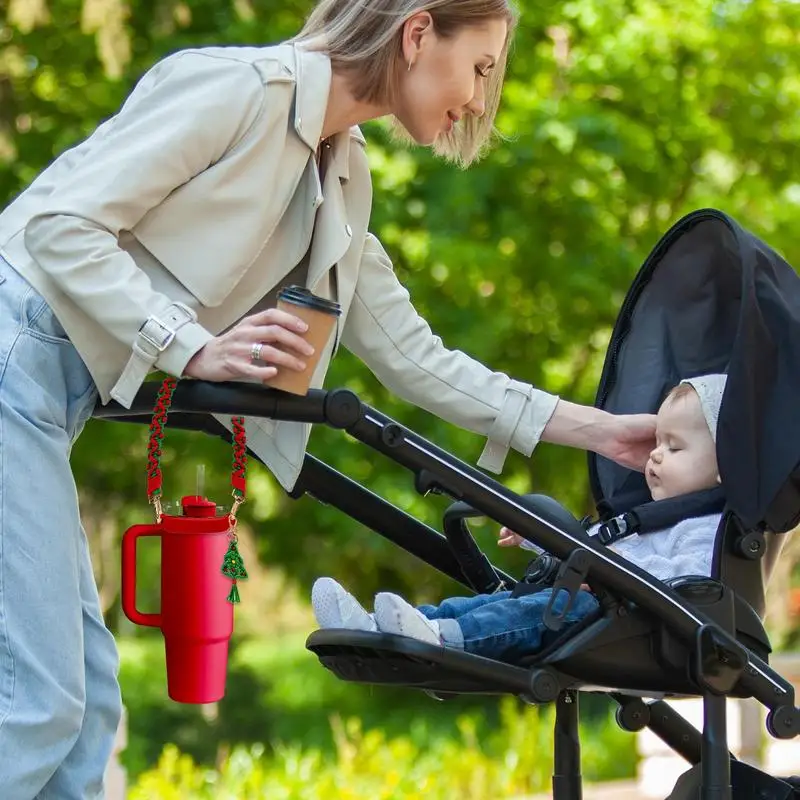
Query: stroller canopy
xmin=590 ymin=208 xmax=800 ymax=534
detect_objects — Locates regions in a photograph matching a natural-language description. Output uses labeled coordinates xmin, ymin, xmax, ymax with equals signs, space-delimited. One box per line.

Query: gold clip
xmin=228 ymin=492 xmax=245 ymax=540
xmin=151 ymin=495 xmax=163 ymax=525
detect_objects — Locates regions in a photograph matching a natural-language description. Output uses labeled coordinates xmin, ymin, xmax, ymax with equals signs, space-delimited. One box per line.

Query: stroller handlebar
xmin=92 ymin=380 xmax=795 ymax=712
xmin=94 ymin=380 xmax=362 ymax=429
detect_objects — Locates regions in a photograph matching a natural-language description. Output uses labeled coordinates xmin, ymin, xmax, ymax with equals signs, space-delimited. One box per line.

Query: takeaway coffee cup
xmin=267 ymin=286 xmax=341 ymax=395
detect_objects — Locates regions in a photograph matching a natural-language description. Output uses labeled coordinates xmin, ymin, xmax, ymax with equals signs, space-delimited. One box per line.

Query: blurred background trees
xmin=2 ymin=0 xmax=799 ymax=791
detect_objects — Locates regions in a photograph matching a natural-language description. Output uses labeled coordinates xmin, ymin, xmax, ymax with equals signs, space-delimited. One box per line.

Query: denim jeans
xmin=419 ymin=588 xmax=600 ymax=662
xmin=0 ymin=256 xmax=122 ymax=799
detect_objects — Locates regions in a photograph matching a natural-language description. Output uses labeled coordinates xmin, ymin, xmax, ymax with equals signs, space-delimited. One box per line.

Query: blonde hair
xmin=292 ymin=0 xmax=517 ymax=166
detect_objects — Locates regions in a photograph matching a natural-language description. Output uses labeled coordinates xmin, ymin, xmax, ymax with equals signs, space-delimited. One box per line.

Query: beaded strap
xmin=146 ymin=377 xmax=248 ymax=603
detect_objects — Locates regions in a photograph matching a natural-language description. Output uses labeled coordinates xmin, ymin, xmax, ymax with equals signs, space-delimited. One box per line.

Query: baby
xmin=312 ymin=374 xmax=727 ymax=662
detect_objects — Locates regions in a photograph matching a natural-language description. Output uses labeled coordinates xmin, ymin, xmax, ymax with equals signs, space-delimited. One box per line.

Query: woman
xmin=0 ymin=0 xmax=655 ymax=795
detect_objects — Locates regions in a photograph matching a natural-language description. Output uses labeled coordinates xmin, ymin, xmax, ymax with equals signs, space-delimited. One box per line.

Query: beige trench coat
xmin=0 ymin=42 xmax=558 ymax=489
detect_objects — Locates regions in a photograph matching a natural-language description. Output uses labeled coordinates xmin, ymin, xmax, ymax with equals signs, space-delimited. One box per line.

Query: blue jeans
xmin=419 ymin=588 xmax=600 ymax=662
xmin=0 ymin=257 xmax=122 ymax=799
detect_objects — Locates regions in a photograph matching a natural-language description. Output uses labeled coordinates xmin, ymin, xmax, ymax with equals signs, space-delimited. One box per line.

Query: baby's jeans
xmin=419 ymin=588 xmax=600 ymax=662
xmin=0 ymin=256 xmax=122 ymax=799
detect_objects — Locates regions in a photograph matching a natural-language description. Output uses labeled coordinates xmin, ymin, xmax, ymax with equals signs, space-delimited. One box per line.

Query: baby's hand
xmin=497 ymin=527 xmax=525 ymax=547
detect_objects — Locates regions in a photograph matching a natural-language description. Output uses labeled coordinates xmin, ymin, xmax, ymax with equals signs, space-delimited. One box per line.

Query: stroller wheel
xmin=766 ymin=705 xmax=800 ymax=740
xmin=615 ymin=698 xmax=650 ymax=732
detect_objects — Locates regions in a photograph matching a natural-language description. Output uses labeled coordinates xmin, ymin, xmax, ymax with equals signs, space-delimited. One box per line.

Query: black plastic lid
xmin=278 ymin=285 xmax=341 ymax=316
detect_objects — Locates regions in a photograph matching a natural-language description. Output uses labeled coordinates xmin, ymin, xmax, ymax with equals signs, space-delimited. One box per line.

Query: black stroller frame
xmin=97 ymin=209 xmax=800 ymax=799
xmin=97 ymin=378 xmax=800 ymax=800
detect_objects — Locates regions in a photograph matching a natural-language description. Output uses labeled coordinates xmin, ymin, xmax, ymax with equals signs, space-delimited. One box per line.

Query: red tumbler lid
xmin=181 ymin=495 xmax=218 ymax=517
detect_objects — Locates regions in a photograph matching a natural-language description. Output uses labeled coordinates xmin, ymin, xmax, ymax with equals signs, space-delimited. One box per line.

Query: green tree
xmin=2 ymin=0 xmax=799 ymax=609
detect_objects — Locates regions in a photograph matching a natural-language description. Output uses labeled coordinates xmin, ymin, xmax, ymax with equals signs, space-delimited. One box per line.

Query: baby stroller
xmin=98 ymin=209 xmax=800 ymax=799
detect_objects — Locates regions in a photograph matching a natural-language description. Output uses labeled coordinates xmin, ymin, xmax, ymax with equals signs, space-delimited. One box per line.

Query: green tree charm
xmin=221 ymin=537 xmax=248 ymax=604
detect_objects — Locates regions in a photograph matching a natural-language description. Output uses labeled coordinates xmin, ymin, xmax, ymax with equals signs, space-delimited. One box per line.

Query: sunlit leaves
xmin=2 ymin=0 xmax=799 ymax=607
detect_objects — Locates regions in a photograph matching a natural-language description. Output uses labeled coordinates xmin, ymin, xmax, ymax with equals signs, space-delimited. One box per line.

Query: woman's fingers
xmin=602 ymin=413 xmax=658 ymax=471
xmin=247 ymin=307 xmax=309 ymax=333
xmin=224 ymin=359 xmax=279 ymax=383
xmin=248 ymin=322 xmax=315 ymax=357
xmin=245 ymin=340 xmax=307 ymax=373
xmin=238 ymin=362 xmax=279 ymax=382
xmin=184 ymin=306 xmax=319 ymax=382
xmin=184 ymin=338 xmax=278 ymax=382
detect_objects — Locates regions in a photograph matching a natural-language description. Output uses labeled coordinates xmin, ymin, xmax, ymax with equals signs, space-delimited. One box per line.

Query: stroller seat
xmin=308 ymin=494 xmax=774 ymax=698
xmin=97 ymin=209 xmax=800 ymax=800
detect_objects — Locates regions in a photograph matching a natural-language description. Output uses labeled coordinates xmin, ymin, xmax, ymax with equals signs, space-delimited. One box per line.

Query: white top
xmin=521 ymin=513 xmax=722 ymax=582
xmin=606 ymin=513 xmax=721 ymax=581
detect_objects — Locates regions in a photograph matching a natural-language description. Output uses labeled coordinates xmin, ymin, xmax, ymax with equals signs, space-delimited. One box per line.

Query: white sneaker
xmin=373 ymin=592 xmax=442 ymax=645
xmin=311 ymin=577 xmax=377 ymax=632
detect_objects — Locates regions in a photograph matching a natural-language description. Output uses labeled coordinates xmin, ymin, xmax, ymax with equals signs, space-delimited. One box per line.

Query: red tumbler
xmin=121 ymin=495 xmax=235 ymax=703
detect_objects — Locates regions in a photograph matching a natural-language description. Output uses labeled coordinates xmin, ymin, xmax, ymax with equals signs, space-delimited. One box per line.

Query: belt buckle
xmin=597 ymin=515 xmax=628 ymax=545
xmin=138 ymin=316 xmax=176 ymax=353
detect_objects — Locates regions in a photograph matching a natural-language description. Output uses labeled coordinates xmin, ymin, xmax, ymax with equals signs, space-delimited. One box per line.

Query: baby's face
xmin=645 ymin=391 xmax=719 ymax=501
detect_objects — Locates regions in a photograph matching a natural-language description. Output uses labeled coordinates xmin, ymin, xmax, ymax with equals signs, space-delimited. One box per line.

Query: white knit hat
xmin=680 ymin=373 xmax=727 ymax=442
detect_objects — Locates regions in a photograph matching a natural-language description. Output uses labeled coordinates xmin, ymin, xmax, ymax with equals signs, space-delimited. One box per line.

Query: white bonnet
xmin=679 ymin=373 xmax=728 ymax=442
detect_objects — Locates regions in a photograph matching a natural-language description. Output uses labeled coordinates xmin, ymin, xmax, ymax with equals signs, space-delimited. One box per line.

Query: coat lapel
xmin=290 ymin=44 xmax=329 ymax=151
xmin=306 ymin=132 xmax=353 ymax=293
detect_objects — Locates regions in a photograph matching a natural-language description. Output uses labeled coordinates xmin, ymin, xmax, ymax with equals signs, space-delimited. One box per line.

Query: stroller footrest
xmin=306 ymin=629 xmax=551 ymax=698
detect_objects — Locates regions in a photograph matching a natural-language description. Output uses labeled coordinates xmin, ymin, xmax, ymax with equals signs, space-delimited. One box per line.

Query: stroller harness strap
xmin=594 ymin=486 xmax=727 ymax=546
xmin=511 ymin=486 xmax=727 ymax=597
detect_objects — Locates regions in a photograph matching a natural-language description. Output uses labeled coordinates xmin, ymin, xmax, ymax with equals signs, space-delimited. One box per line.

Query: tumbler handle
xmin=121 ymin=524 xmax=162 ymax=628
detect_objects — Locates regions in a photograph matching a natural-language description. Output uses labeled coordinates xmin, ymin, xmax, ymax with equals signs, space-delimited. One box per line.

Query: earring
xmin=407 ymin=60 xmax=413 ymax=72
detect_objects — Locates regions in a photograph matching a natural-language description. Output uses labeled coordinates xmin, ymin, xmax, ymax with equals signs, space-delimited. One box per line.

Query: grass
xmin=118 ymin=631 xmax=638 ymax=785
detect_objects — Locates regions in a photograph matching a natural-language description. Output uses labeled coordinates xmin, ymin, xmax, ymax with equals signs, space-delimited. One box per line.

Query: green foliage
xmin=119 ymin=633 xmax=635 ymax=785
xmin=4 ymin=0 xmax=798 ymax=604
xmin=2 ymin=0 xmax=800 ymax=784
xmin=126 ymin=696 xmax=635 ymax=799
xmin=118 ymin=632 xmax=511 ymax=776
xmin=119 ymin=632 xmax=510 ymax=777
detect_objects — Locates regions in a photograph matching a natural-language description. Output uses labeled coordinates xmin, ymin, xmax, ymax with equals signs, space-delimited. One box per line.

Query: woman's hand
xmin=183 ymin=308 xmax=314 ymax=383
xmin=542 ymin=400 xmax=656 ymax=472
xmin=594 ymin=412 xmax=657 ymax=471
